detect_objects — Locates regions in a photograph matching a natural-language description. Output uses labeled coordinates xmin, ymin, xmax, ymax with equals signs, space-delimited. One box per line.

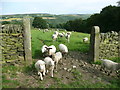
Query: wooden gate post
xmin=89 ymin=26 xmax=100 ymax=62
xmin=23 ymin=16 xmax=32 ymax=65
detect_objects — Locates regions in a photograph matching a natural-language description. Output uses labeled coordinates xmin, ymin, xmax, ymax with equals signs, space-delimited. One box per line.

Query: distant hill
xmin=1 ymin=13 xmax=91 ymax=26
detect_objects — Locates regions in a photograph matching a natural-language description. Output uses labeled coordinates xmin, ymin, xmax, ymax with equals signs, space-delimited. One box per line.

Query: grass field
xmin=31 ymin=28 xmax=90 ymax=59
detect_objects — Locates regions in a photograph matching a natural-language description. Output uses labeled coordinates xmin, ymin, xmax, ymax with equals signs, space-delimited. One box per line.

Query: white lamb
xmin=35 ymin=60 xmax=46 ymax=80
xmin=41 ymin=45 xmax=48 ymax=53
xmin=100 ymin=59 xmax=120 ymax=75
xmin=41 ymin=45 xmax=48 ymax=57
xmin=83 ymin=37 xmax=88 ymax=43
xmin=52 ymin=52 xmax=62 ymax=69
xmin=52 ymin=34 xmax=58 ymax=41
xmin=65 ymin=32 xmax=71 ymax=43
xmin=59 ymin=44 xmax=68 ymax=54
xmin=54 ymin=31 xmax=59 ymax=36
xmin=58 ymin=33 xmax=64 ymax=37
xmin=44 ymin=57 xmax=55 ymax=77
xmin=46 ymin=45 xmax=56 ymax=56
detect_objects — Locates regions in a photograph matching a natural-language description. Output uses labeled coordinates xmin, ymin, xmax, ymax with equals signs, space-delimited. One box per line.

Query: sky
xmin=0 ymin=0 xmax=119 ymax=15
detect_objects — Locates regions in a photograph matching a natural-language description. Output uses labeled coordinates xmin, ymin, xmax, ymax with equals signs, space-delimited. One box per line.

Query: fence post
xmin=23 ymin=16 xmax=32 ymax=65
xmin=89 ymin=26 xmax=100 ymax=62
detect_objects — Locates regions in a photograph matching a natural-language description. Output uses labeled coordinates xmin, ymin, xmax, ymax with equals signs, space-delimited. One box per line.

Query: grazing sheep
xmin=59 ymin=44 xmax=68 ymax=54
xmin=52 ymin=34 xmax=58 ymax=41
xmin=52 ymin=52 xmax=62 ymax=69
xmin=100 ymin=59 xmax=120 ymax=75
xmin=83 ymin=37 xmax=88 ymax=43
xmin=35 ymin=60 xmax=46 ymax=80
xmin=58 ymin=33 xmax=64 ymax=37
xmin=54 ymin=31 xmax=59 ymax=36
xmin=65 ymin=32 xmax=71 ymax=43
xmin=44 ymin=57 xmax=55 ymax=77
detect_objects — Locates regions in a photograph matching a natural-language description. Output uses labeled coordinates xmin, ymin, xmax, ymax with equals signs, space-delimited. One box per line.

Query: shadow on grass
xmin=33 ymin=50 xmax=43 ymax=59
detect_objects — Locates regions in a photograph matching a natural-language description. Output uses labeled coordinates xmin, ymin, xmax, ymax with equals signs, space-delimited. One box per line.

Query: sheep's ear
xmin=45 ymin=47 xmax=47 ymax=48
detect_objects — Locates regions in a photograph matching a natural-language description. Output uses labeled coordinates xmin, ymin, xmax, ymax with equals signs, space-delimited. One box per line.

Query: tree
xmin=32 ymin=17 xmax=48 ymax=29
xmin=117 ymin=1 xmax=120 ymax=6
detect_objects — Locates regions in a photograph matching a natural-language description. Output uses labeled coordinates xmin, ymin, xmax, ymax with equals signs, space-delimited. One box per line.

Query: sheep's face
xmin=45 ymin=47 xmax=52 ymax=56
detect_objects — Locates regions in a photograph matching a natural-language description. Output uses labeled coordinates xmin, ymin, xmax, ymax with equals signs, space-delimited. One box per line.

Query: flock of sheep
xmin=35 ymin=43 xmax=68 ymax=80
xmin=35 ymin=29 xmax=120 ymax=81
xmin=52 ymin=31 xmax=72 ymax=43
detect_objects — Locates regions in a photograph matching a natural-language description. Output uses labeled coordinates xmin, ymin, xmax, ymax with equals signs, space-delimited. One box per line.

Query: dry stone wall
xmin=1 ymin=24 xmax=25 ymax=62
xmin=89 ymin=26 xmax=120 ymax=62
xmin=99 ymin=31 xmax=119 ymax=59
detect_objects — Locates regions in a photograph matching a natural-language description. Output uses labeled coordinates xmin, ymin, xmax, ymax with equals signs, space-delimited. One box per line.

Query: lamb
xmin=52 ymin=52 xmax=62 ymax=69
xmin=100 ymin=59 xmax=120 ymax=75
xmin=58 ymin=33 xmax=64 ymax=37
xmin=46 ymin=45 xmax=56 ymax=57
xmin=52 ymin=34 xmax=58 ymax=41
xmin=35 ymin=60 xmax=46 ymax=80
xmin=83 ymin=37 xmax=88 ymax=43
xmin=59 ymin=44 xmax=68 ymax=54
xmin=54 ymin=31 xmax=59 ymax=36
xmin=41 ymin=45 xmax=48 ymax=57
xmin=44 ymin=57 xmax=55 ymax=77
xmin=65 ymin=32 xmax=71 ymax=43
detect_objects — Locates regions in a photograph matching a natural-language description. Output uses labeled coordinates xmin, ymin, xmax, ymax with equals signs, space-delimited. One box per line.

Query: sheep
xmin=54 ymin=31 xmax=59 ymax=36
xmin=43 ymin=29 xmax=49 ymax=33
xmin=65 ymin=32 xmax=71 ymax=43
xmin=58 ymin=33 xmax=64 ymax=37
xmin=100 ymin=59 xmax=120 ymax=75
xmin=45 ymin=45 xmax=56 ymax=57
xmin=35 ymin=60 xmax=46 ymax=80
xmin=52 ymin=52 xmax=62 ymax=69
xmin=52 ymin=34 xmax=58 ymax=41
xmin=83 ymin=37 xmax=88 ymax=43
xmin=44 ymin=57 xmax=55 ymax=77
xmin=59 ymin=44 xmax=68 ymax=54
xmin=41 ymin=45 xmax=48 ymax=57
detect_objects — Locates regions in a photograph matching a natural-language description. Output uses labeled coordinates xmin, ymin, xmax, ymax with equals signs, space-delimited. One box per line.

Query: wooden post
xmin=89 ymin=26 xmax=100 ymax=62
xmin=23 ymin=16 xmax=32 ymax=65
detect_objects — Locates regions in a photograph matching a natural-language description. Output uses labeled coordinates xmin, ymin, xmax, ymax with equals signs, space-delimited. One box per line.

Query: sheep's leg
xmin=55 ymin=61 xmax=58 ymax=70
xmin=60 ymin=59 xmax=62 ymax=64
xmin=38 ymin=71 xmax=40 ymax=75
xmin=39 ymin=72 xmax=43 ymax=80
xmin=51 ymin=69 xmax=54 ymax=77
xmin=43 ymin=68 xmax=46 ymax=76
xmin=50 ymin=66 xmax=54 ymax=77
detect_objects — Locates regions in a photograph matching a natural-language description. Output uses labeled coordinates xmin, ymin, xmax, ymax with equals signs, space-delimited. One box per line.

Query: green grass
xmin=31 ymin=28 xmax=90 ymax=59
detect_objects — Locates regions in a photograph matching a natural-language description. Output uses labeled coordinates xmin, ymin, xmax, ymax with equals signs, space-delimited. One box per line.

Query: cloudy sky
xmin=1 ymin=0 xmax=118 ymax=15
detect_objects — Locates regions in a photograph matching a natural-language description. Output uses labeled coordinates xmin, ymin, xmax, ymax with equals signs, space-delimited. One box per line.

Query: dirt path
xmin=3 ymin=51 xmax=119 ymax=88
